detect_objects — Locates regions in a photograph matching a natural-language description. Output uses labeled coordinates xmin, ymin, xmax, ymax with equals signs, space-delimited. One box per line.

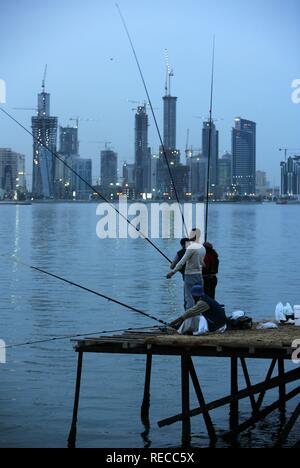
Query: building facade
xmin=232 ymin=118 xmax=256 ymax=196
xmin=101 ymin=149 xmax=118 ymax=191
xmin=0 ymin=149 xmax=27 ymax=199
xmin=73 ymin=158 xmax=92 ymax=199
xmin=134 ymin=105 xmax=151 ymax=196
xmin=202 ymin=120 xmax=219 ymax=188
xmin=281 ymin=156 xmax=300 ymax=196
xmin=32 ymin=88 xmax=58 ymax=199
xmin=218 ymin=152 xmax=232 ymax=193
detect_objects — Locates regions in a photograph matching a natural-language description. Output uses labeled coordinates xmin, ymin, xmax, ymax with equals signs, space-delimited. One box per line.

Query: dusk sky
xmin=0 ymin=0 xmax=299 ymax=186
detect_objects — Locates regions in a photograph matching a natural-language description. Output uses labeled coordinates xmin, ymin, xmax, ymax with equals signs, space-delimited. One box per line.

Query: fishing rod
xmin=10 ymin=255 xmax=174 ymax=329
xmin=0 ymin=325 xmax=161 ymax=351
xmin=204 ymin=37 xmax=216 ymax=243
xmin=0 ymin=107 xmax=171 ymax=264
xmin=116 ymin=3 xmax=188 ymax=237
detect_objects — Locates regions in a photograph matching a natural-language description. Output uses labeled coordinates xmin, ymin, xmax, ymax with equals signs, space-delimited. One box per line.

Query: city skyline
xmin=0 ymin=0 xmax=299 ymax=188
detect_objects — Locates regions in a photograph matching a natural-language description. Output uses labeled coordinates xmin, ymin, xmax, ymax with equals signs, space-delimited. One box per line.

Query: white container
xmin=295 ymin=318 xmax=300 ymax=327
xmin=294 ymin=306 xmax=300 ymax=319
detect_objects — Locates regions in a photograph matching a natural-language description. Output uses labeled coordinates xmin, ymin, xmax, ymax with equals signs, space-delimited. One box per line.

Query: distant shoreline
xmin=1 ymin=200 xmax=299 ymax=206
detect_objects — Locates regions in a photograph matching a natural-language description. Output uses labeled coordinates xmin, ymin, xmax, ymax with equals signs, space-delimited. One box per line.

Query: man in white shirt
xmin=167 ymin=228 xmax=206 ymax=310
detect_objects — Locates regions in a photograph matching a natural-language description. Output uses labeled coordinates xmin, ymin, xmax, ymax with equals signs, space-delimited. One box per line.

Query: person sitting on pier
xmin=167 ymin=228 xmax=206 ymax=310
xmin=169 ymin=284 xmax=227 ymax=335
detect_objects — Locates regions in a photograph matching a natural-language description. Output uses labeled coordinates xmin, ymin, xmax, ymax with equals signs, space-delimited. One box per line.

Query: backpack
xmin=204 ymin=249 xmax=219 ymax=275
xmin=227 ymin=316 xmax=253 ymax=331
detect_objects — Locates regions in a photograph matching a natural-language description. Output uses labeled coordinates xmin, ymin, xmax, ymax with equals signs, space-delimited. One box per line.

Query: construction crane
xmin=127 ymin=100 xmax=158 ymax=112
xmin=12 ymin=107 xmax=38 ymax=113
xmin=185 ymin=129 xmax=192 ymax=159
xmin=42 ymin=64 xmax=47 ymax=93
xmin=193 ymin=116 xmax=224 ymax=123
xmin=164 ymin=48 xmax=174 ymax=96
xmin=89 ymin=141 xmax=113 ymax=150
xmin=279 ymin=148 xmax=300 ymax=162
xmin=69 ymin=117 xmax=101 ymax=129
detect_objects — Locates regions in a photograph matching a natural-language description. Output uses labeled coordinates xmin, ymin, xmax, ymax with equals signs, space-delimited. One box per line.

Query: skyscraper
xmin=55 ymin=125 xmax=80 ymax=199
xmin=281 ymin=156 xmax=300 ymax=196
xmin=158 ymin=70 xmax=186 ymax=198
xmin=101 ymin=148 xmax=118 ymax=190
xmin=134 ymin=104 xmax=150 ymax=195
xmin=59 ymin=126 xmax=79 ymax=156
xmin=232 ymin=118 xmax=256 ymax=195
xmin=163 ymin=94 xmax=177 ymax=151
xmin=186 ymin=151 xmax=208 ymax=200
xmin=0 ymin=148 xmax=26 ymax=198
xmin=218 ymin=152 xmax=232 ymax=191
xmin=73 ymin=158 xmax=92 ymax=199
xmin=31 ymin=82 xmax=58 ymax=199
xmin=202 ymin=120 xmax=219 ymax=187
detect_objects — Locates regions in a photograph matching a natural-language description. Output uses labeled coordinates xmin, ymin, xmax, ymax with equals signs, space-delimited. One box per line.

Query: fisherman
xmin=170 ymin=238 xmax=190 ymax=277
xmin=167 ymin=228 xmax=206 ymax=310
xmin=203 ymin=242 xmax=219 ymax=299
xmin=169 ymin=284 xmax=227 ymax=335
xmin=170 ymin=238 xmax=190 ymax=309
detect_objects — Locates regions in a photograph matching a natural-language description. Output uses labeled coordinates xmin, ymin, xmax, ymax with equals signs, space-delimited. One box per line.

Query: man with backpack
xmin=167 ymin=228 xmax=206 ymax=310
xmin=203 ymin=242 xmax=219 ymax=299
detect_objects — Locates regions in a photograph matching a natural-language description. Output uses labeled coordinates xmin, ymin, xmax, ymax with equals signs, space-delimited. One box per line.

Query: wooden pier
xmin=68 ymin=325 xmax=300 ymax=448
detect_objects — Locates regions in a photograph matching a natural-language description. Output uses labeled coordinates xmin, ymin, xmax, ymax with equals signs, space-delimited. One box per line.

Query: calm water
xmin=0 ymin=203 xmax=299 ymax=448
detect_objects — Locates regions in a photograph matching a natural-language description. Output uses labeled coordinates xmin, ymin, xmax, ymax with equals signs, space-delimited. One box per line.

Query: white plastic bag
xmin=257 ymin=322 xmax=278 ymax=330
xmin=283 ymin=303 xmax=293 ymax=318
xmin=275 ymin=303 xmax=286 ymax=322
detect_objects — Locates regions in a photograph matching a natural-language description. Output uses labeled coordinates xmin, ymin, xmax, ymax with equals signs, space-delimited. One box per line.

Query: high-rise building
xmin=186 ymin=151 xmax=208 ymax=199
xmin=281 ymin=156 xmax=300 ymax=196
xmin=158 ymin=71 xmax=188 ymax=199
xmin=134 ymin=105 xmax=151 ymax=195
xmin=73 ymin=158 xmax=92 ymax=199
xmin=55 ymin=125 xmax=80 ymax=199
xmin=202 ymin=120 xmax=219 ymax=187
xmin=31 ymin=82 xmax=58 ymax=199
xmin=232 ymin=118 xmax=256 ymax=195
xmin=101 ymin=148 xmax=118 ymax=190
xmin=256 ymin=170 xmax=269 ymax=196
xmin=0 ymin=148 xmax=27 ymax=198
xmin=218 ymin=152 xmax=232 ymax=192
xmin=122 ymin=161 xmax=135 ymax=198
xmin=163 ymin=95 xmax=177 ymax=151
xmin=59 ymin=126 xmax=79 ymax=156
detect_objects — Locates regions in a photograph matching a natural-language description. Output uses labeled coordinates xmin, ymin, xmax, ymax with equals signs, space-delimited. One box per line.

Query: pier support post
xmin=68 ymin=351 xmax=83 ymax=449
xmin=230 ymin=357 xmax=239 ymax=430
xmin=240 ymin=358 xmax=256 ymax=412
xmin=275 ymin=402 xmax=300 ymax=447
xmin=278 ymin=358 xmax=286 ymax=412
xmin=141 ymin=353 xmax=153 ymax=424
xmin=188 ymin=357 xmax=216 ymax=443
xmin=181 ymin=355 xmax=191 ymax=447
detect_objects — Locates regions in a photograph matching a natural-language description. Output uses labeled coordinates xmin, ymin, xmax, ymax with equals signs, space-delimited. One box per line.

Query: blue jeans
xmin=184 ymin=274 xmax=203 ymax=310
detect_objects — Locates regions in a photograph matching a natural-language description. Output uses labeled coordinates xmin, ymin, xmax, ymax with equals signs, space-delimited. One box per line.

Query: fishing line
xmin=116 ymin=3 xmax=188 ymax=237
xmin=0 ymin=325 xmax=162 ymax=350
xmin=205 ymin=37 xmax=216 ymax=243
xmin=0 ymin=106 xmax=171 ymax=264
xmin=9 ymin=255 xmax=174 ymax=329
